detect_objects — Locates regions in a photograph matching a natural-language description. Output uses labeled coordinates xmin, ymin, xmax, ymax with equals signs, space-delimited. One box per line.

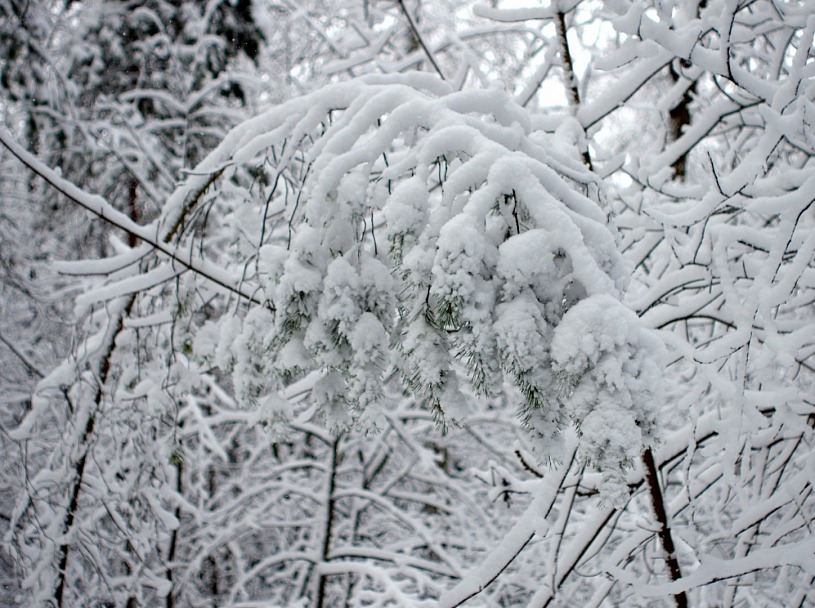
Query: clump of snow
xmin=319 ymin=256 xmax=362 ymax=336
xmin=551 ymin=294 xmax=665 ymax=502
xmin=210 ymin=316 xmax=241 ymax=372
xmin=258 ymin=392 xmax=293 ymax=442
xmin=348 ymin=312 xmax=389 ymax=429
xmin=233 ymin=307 xmax=276 ymax=407
xmin=312 ymin=370 xmax=350 ymax=431
xmin=402 ymin=314 xmax=450 ymax=391
xmin=494 ymin=295 xmax=550 ymax=384
xmin=430 ymin=214 xmax=495 ymax=325
xmin=384 ymin=178 xmax=428 ymax=234
xmin=258 ymin=244 xmax=289 ymax=296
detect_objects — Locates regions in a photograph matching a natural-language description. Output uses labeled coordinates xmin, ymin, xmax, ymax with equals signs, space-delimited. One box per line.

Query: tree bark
xmin=643 ymin=447 xmax=688 ymax=608
xmin=315 ymin=435 xmax=341 ymax=608
xmin=554 ymin=10 xmax=592 ymax=170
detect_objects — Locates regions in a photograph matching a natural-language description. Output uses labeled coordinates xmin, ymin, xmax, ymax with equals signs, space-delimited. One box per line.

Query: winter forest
xmin=1 ymin=0 xmax=814 ymax=606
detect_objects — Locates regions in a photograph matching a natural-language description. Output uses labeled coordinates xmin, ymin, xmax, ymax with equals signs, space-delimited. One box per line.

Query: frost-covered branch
xmin=0 ymin=130 xmax=257 ymax=304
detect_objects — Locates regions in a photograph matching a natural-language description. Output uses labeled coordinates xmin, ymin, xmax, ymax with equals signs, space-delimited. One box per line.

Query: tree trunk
xmin=314 ymin=435 xmax=341 ymax=608
xmin=643 ymin=448 xmax=688 ymax=608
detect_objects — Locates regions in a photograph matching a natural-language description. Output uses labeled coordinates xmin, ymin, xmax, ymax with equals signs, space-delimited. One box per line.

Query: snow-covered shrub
xmin=173 ymin=73 xmax=662 ymax=483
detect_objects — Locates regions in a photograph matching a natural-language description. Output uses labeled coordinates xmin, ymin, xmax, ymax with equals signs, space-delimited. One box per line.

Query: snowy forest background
xmin=1 ymin=0 xmax=814 ymax=606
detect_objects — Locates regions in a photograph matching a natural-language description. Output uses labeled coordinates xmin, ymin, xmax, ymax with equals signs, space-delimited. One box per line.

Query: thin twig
xmin=0 ymin=331 xmax=45 ymax=379
xmin=396 ymin=0 xmax=446 ymax=81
